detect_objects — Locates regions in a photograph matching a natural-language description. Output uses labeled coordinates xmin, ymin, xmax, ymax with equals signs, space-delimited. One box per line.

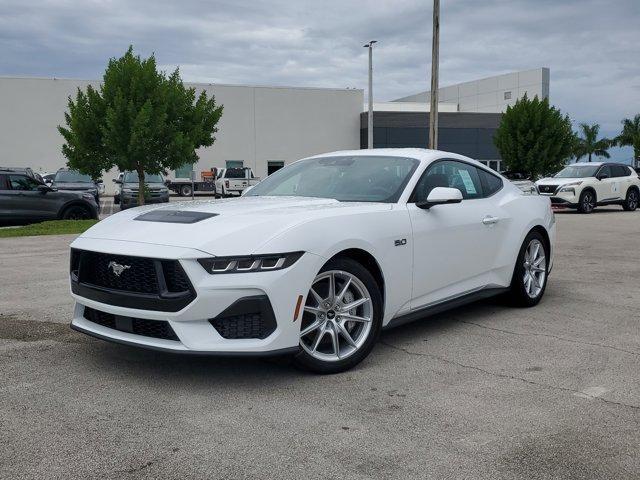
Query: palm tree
xmin=616 ymin=114 xmax=640 ymax=168
xmin=574 ymin=123 xmax=611 ymax=162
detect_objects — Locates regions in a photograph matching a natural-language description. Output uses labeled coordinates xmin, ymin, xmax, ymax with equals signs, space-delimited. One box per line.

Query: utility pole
xmin=364 ymin=40 xmax=377 ymax=149
xmin=428 ymin=0 xmax=440 ymax=149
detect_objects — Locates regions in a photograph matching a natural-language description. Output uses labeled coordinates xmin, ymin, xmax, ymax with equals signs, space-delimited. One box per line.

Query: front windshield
xmin=554 ymin=165 xmax=600 ymax=178
xmin=54 ymin=170 xmax=92 ymax=183
xmin=124 ymin=172 xmax=164 ymax=183
xmin=245 ymin=155 xmax=419 ymax=203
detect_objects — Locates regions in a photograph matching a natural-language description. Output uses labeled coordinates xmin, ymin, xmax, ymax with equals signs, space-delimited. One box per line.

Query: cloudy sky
xmin=1 ymin=0 xmax=638 ymax=161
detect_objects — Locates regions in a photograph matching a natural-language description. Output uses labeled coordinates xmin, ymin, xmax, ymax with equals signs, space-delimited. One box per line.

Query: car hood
xmin=536 ymin=177 xmax=585 ymax=186
xmin=76 ymin=196 xmax=392 ymax=256
xmin=54 ymin=182 xmax=97 ymax=190
xmin=122 ymin=182 xmax=167 ymax=191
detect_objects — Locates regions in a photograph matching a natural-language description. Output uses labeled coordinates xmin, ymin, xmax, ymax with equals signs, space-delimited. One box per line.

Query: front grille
xmin=209 ymin=295 xmax=277 ymax=340
xmin=80 ymin=251 xmax=159 ymax=293
xmin=71 ymin=249 xmax=196 ymax=312
xmin=538 ymin=185 xmax=558 ymax=194
xmin=84 ymin=306 xmax=179 ymax=341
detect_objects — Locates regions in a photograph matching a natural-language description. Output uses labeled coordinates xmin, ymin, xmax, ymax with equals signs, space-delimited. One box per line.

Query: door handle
xmin=482 ymin=215 xmax=499 ymax=225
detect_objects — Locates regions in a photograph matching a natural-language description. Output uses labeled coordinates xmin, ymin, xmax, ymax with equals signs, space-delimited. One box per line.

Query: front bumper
xmin=540 ymin=190 xmax=579 ymax=209
xmin=121 ymin=193 xmax=170 ymax=208
xmin=69 ymin=238 xmax=323 ymax=355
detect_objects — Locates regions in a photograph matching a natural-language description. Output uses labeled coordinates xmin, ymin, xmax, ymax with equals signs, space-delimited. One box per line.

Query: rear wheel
xmin=180 ymin=185 xmax=192 ymax=197
xmin=508 ymin=231 xmax=549 ymax=307
xmin=62 ymin=205 xmax=91 ymax=220
xmin=294 ymin=257 xmax=383 ymax=374
xmin=577 ymin=190 xmax=596 ymax=213
xmin=622 ymin=188 xmax=638 ymax=211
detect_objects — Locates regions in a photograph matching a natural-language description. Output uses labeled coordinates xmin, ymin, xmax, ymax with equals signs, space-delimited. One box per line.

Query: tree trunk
xmin=588 ymin=153 xmax=592 ymax=162
xmin=137 ymin=167 xmax=145 ymax=206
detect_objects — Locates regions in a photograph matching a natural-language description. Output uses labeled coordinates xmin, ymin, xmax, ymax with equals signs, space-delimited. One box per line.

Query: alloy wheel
xmin=523 ymin=239 xmax=546 ymax=298
xmin=582 ymin=192 xmax=595 ymax=212
xmin=628 ymin=191 xmax=638 ymax=210
xmin=299 ymin=270 xmax=373 ymax=362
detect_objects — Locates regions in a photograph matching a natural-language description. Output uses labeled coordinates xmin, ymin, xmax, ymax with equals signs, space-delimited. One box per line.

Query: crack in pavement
xmin=379 ymin=340 xmax=640 ymax=412
xmin=458 ymin=320 xmax=640 ymax=358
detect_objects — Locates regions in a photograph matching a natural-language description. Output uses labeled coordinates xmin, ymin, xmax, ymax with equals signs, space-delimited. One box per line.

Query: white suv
xmin=536 ymin=162 xmax=640 ymax=213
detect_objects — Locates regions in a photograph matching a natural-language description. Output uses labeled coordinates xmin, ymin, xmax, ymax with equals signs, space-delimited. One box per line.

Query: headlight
xmin=198 ymin=252 xmax=304 ymax=274
xmin=81 ymin=193 xmax=95 ymax=201
xmin=559 ymin=181 xmax=582 ymax=193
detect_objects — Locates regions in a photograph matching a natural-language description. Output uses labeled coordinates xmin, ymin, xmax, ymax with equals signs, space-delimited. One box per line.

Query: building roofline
xmin=0 ymin=75 xmax=363 ymax=93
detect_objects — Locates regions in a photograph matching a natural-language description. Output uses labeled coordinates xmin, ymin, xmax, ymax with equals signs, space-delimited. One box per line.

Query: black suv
xmin=0 ymin=168 xmax=99 ymax=225
xmin=51 ymin=169 xmax=101 ymax=204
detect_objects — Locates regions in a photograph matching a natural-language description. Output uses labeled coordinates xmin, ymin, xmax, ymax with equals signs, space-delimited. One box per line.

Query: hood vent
xmin=134 ymin=210 xmax=218 ymax=224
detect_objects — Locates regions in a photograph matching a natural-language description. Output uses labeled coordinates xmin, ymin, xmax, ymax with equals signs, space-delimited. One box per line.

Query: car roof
xmin=307 ymin=148 xmax=476 ymax=164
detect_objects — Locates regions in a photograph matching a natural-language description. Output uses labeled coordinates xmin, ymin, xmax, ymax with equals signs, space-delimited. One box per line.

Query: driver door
xmin=408 ymin=159 xmax=508 ymax=309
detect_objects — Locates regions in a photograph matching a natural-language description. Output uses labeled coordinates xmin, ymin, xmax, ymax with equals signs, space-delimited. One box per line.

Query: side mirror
xmin=113 ymin=178 xmax=122 ymax=184
xmin=164 ymin=180 xmax=171 ymax=186
xmin=597 ymin=173 xmax=609 ymax=180
xmin=416 ymin=187 xmax=463 ymax=209
xmin=37 ymin=184 xmax=52 ymax=193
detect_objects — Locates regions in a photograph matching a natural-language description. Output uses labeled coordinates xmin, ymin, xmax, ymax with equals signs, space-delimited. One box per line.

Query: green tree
xmin=494 ymin=94 xmax=574 ymax=178
xmin=573 ymin=123 xmax=611 ymax=162
xmin=616 ymin=114 xmax=640 ymax=166
xmin=59 ymin=46 xmax=223 ymax=205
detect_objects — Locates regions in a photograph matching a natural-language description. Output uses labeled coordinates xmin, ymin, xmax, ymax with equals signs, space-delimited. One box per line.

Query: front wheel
xmin=62 ymin=205 xmax=91 ymax=220
xmin=577 ymin=190 xmax=596 ymax=213
xmin=508 ymin=231 xmax=549 ymax=307
xmin=294 ymin=257 xmax=383 ymax=374
xmin=622 ymin=188 xmax=638 ymax=211
xmin=180 ymin=185 xmax=193 ymax=197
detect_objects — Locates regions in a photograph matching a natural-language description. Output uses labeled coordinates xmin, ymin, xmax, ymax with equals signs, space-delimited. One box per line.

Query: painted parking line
xmin=573 ymin=386 xmax=610 ymax=399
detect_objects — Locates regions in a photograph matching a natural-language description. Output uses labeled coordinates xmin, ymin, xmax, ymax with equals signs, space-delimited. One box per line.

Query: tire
xmin=180 ymin=185 xmax=193 ymax=197
xmin=508 ymin=231 xmax=549 ymax=307
xmin=622 ymin=188 xmax=639 ymax=211
xmin=577 ymin=189 xmax=596 ymax=213
xmin=61 ymin=205 xmax=91 ymax=220
xmin=294 ymin=257 xmax=383 ymax=374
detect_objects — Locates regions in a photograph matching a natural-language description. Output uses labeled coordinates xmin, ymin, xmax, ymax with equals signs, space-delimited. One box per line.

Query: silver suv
xmin=0 ymin=168 xmax=99 ymax=225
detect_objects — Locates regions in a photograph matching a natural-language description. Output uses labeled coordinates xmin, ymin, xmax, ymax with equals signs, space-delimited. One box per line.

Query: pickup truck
xmin=215 ymin=167 xmax=260 ymax=197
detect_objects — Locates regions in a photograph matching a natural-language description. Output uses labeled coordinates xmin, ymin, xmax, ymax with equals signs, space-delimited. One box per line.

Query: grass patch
xmin=0 ymin=220 xmax=98 ymax=238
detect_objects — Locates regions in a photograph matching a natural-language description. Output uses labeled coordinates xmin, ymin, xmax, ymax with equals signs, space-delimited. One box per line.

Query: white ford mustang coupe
xmin=70 ymin=149 xmax=555 ymax=373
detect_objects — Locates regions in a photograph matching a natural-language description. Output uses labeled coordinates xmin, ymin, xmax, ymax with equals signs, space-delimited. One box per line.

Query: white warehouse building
xmin=0 ymin=77 xmax=363 ymax=194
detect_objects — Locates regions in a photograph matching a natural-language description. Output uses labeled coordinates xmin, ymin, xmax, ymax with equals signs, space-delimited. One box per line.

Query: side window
xmin=477 ymin=168 xmax=503 ymax=196
xmin=8 ymin=175 xmax=40 ymax=191
xmin=0 ymin=174 xmax=9 ymax=190
xmin=597 ymin=165 xmax=612 ymax=178
xmin=612 ymin=165 xmax=629 ymax=177
xmin=413 ymin=160 xmax=484 ymax=202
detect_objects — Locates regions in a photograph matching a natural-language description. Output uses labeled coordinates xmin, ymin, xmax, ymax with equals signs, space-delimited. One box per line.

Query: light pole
xmin=428 ymin=0 xmax=440 ymax=149
xmin=363 ymin=40 xmax=377 ymax=149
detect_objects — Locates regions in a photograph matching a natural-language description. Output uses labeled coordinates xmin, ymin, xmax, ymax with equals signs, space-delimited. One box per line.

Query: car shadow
xmin=68 ymin=298 xmax=507 ymax=384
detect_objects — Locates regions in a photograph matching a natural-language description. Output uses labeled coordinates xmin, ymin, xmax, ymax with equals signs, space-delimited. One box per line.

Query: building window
xmin=504 ymin=91 xmax=512 ymax=100
xmin=267 ymin=161 xmax=284 ymax=175
xmin=226 ymin=160 xmax=244 ymax=169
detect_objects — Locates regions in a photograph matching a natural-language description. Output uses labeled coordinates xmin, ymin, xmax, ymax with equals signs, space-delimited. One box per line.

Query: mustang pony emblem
xmin=107 ymin=261 xmax=131 ymax=277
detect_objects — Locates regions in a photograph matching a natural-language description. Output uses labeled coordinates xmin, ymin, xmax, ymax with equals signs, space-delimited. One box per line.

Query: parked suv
xmin=51 ymin=169 xmax=101 ymax=204
xmin=114 ymin=171 xmax=170 ymax=210
xmin=0 ymin=168 xmax=99 ymax=225
xmin=536 ymin=162 xmax=640 ymax=213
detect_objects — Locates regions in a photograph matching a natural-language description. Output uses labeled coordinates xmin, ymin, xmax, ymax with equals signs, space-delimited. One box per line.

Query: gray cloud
xmin=1 ymin=0 xmax=638 ymax=161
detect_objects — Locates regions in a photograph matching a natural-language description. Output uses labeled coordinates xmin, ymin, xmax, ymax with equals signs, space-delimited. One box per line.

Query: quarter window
xmin=413 ymin=160 xmax=484 ymax=202
xmin=477 ymin=168 xmax=503 ymax=196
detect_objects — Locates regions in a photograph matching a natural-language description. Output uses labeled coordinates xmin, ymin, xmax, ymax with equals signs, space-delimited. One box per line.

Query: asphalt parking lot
xmin=1 ymin=208 xmax=639 ymax=479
